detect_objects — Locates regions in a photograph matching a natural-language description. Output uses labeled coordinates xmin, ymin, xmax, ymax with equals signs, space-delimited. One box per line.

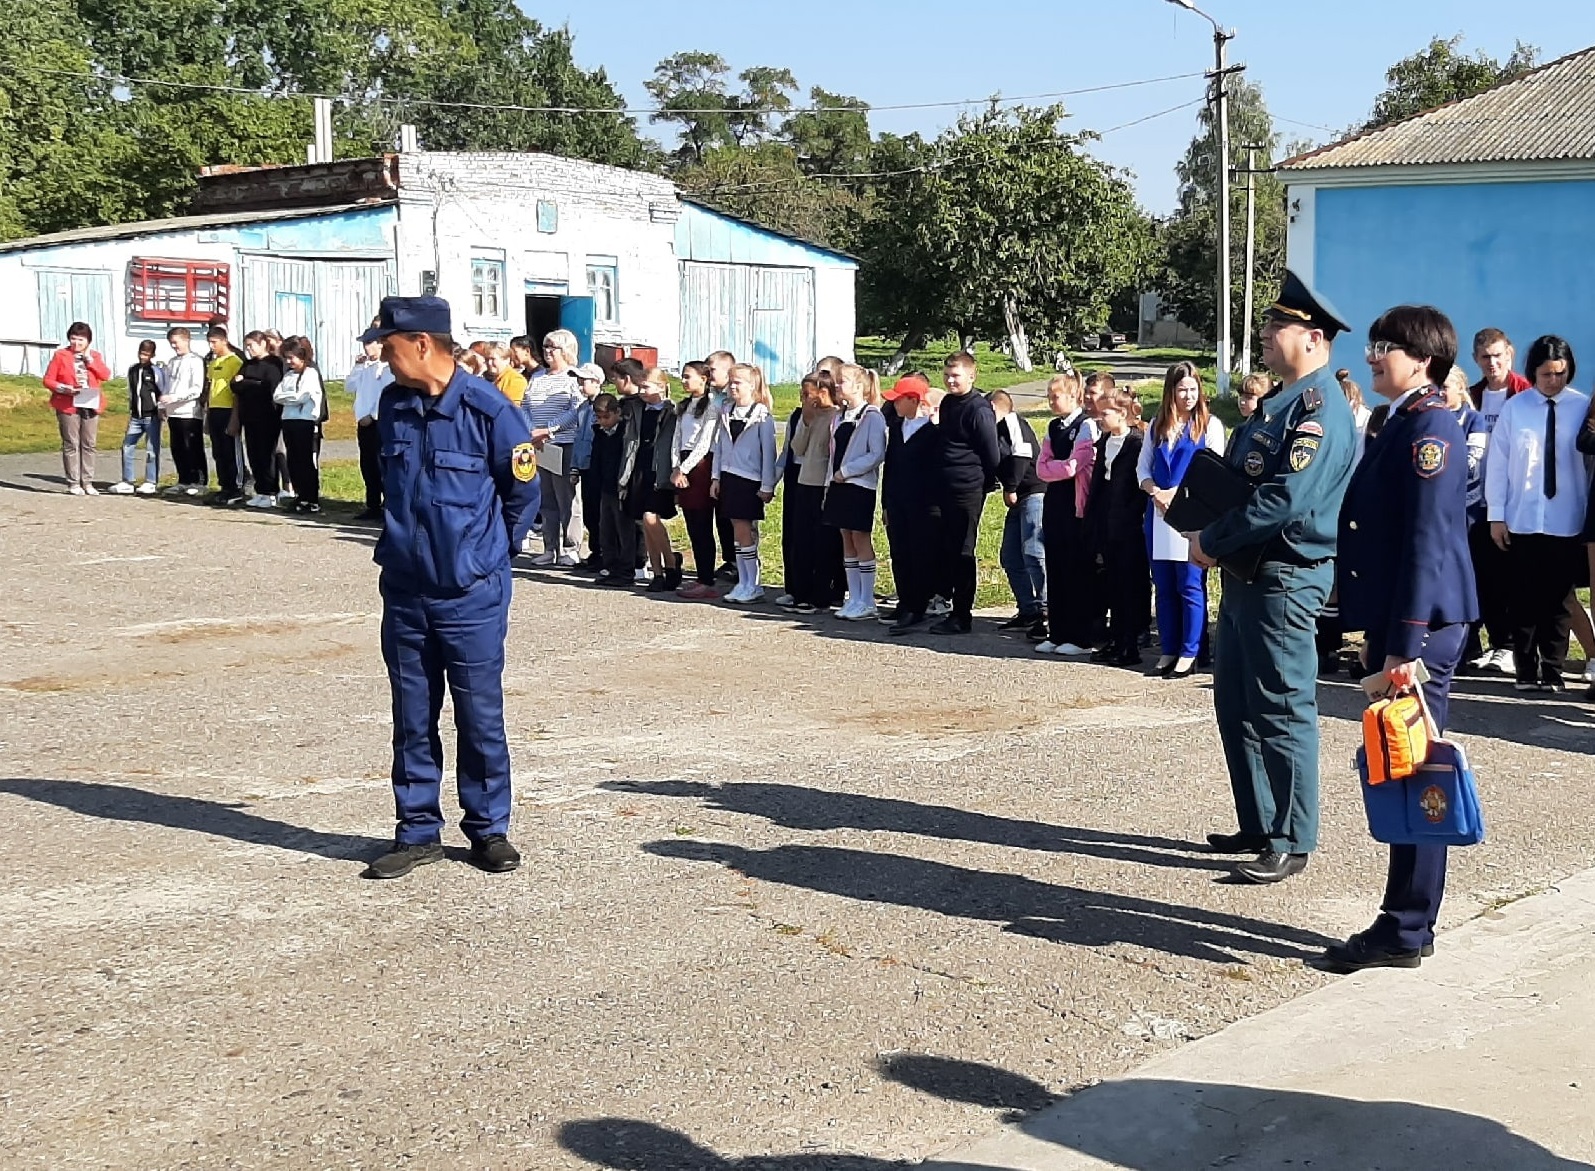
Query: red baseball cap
xmin=883 ymin=374 xmax=930 ymax=401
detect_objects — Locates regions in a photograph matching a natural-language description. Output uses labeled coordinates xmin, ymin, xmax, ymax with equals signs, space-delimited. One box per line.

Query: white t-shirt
xmin=1479 ymin=387 xmax=1511 ymax=433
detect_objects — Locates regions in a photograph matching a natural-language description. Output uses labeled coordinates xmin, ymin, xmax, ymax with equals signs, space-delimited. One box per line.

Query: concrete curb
xmin=928 ymin=867 xmax=1595 ymax=1170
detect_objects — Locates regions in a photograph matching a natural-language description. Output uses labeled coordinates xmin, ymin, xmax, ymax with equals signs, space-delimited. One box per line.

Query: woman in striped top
xmin=522 ymin=329 xmax=586 ymax=566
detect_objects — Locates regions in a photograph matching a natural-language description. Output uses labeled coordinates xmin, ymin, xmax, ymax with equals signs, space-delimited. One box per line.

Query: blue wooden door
xmin=559 ymin=296 xmax=595 ymax=363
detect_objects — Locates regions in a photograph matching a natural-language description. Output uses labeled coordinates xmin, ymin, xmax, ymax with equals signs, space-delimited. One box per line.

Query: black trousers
xmin=1042 ymin=492 xmax=1094 ymax=645
xmin=281 ymin=419 xmax=320 ymax=505
xmin=1102 ymin=536 xmax=1151 ymax=656
xmin=167 ymin=417 xmax=207 ymax=486
xmin=1506 ymin=532 xmax=1579 ymax=684
xmin=580 ymin=471 xmax=603 ymax=559
xmin=357 ymin=420 xmax=383 ymax=510
xmin=238 ymin=399 xmax=280 ymax=496
xmin=206 ymin=408 xmax=240 ymax=494
xmin=886 ymin=500 xmax=938 ymax=617
xmin=937 ymin=489 xmax=987 ymax=621
xmin=1465 ymin=519 xmax=1513 ymax=655
xmin=598 ymin=493 xmax=631 ymax=578
xmin=782 ymin=482 xmax=839 ymax=606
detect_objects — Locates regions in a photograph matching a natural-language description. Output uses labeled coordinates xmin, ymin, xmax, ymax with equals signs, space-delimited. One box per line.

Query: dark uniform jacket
xmin=883 ymin=412 xmax=942 ymax=516
xmin=1084 ymin=429 xmax=1144 ymax=551
xmin=1338 ymin=388 xmax=1479 ymax=662
xmin=936 ymin=390 xmax=1001 ymax=499
xmin=996 ymin=414 xmax=1045 ymax=498
xmin=375 ymin=369 xmax=540 ymax=596
xmin=1201 ymin=363 xmax=1357 ymax=565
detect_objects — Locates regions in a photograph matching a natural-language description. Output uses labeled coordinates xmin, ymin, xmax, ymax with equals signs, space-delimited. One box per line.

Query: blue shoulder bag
xmin=1357 ymin=735 xmax=1485 ymax=848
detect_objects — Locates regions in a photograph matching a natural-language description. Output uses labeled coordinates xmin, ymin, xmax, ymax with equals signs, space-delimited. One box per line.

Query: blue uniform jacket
xmin=1338 ymin=388 xmax=1479 ymax=662
xmin=1201 ymin=363 xmax=1357 ymax=564
xmin=374 ymin=368 xmax=541 ymax=596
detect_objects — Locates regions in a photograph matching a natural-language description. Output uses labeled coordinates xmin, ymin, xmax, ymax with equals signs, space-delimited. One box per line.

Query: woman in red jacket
xmin=42 ymin=321 xmax=112 ymax=495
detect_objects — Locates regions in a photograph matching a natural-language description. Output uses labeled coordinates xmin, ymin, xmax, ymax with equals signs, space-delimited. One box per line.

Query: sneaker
xmin=162 ymin=483 xmax=185 ymax=496
xmin=468 ymin=834 xmax=521 ymax=873
xmin=1489 ymin=648 xmax=1516 ymax=675
xmin=775 ymin=593 xmax=796 ymax=607
xmin=556 ymin=553 xmax=581 ymax=568
xmin=790 ymin=601 xmax=817 ymax=615
xmin=634 ymin=568 xmax=652 ymax=585
xmin=1540 ymin=677 xmax=1567 ymax=694
xmin=1513 ymin=681 xmax=1537 ymax=692
xmin=529 ymin=552 xmax=557 ymax=567
xmin=1035 ymin=641 xmax=1060 ymax=654
xmin=846 ymin=604 xmax=878 ymax=622
xmin=677 ymin=581 xmax=719 ymax=601
xmin=876 ymin=592 xmax=900 ymax=607
xmin=109 ymin=481 xmax=135 ymax=495
xmin=245 ymin=494 xmax=277 ymax=509
xmin=723 ymin=584 xmax=750 ymax=604
xmin=1025 ymin=619 xmax=1049 ymax=642
xmin=997 ymin=613 xmax=1030 ymax=631
xmin=363 ymin=840 xmax=445 ymax=880
xmin=82 ymin=484 xmax=100 ymax=496
xmin=834 ymin=598 xmax=859 ymax=620
xmin=716 ymin=563 xmax=738 ymax=583
xmin=930 ymin=616 xmax=972 ymax=635
xmin=1057 ymin=643 xmax=1093 ymax=656
xmin=68 ymin=485 xmax=86 ymax=496
xmin=1585 ymin=661 xmax=1595 ymax=684
xmin=183 ymin=485 xmax=201 ymax=497
xmin=135 ymin=481 xmax=158 ymax=496
xmin=294 ymin=501 xmax=322 ymax=515
xmin=1465 ymin=650 xmax=1494 ymax=672
xmin=927 ymin=596 xmax=952 ymax=617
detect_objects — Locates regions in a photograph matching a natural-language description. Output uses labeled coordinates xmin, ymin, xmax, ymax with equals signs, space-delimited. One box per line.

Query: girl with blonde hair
xmin=823 ymin=364 xmax=889 ymax=619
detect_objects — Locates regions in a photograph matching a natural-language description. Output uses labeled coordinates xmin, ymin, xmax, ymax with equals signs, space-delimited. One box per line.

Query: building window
xmin=586 ymin=258 xmax=618 ymax=325
xmin=127 ymin=258 xmax=230 ymax=323
xmin=537 ymin=200 xmax=559 ymax=234
xmin=471 ymin=255 xmax=505 ymax=319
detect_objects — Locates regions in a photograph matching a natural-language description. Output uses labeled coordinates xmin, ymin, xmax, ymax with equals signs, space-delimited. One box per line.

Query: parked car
xmin=1078 ymin=329 xmax=1128 ymax=351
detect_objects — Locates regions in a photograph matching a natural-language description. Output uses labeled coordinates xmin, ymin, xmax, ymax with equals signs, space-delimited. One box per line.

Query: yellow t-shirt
xmin=207 ymin=351 xmax=243 ymax=409
xmin=496 ymin=367 xmax=528 ymax=405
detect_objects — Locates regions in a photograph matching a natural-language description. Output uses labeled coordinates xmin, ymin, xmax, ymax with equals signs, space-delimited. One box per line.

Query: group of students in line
xmin=45 ymin=319 xmax=331 ymax=513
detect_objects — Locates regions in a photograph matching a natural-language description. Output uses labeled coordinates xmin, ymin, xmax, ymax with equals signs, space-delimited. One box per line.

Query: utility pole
xmin=1242 ymin=146 xmax=1257 ymax=376
xmin=1167 ymin=1 xmax=1237 ymax=395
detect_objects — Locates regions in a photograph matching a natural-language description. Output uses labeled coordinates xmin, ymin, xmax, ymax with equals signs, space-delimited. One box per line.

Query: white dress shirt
xmin=347 ymin=359 xmax=392 ymax=422
xmin=1136 ymin=415 xmax=1228 ymax=561
xmin=1483 ymin=386 xmax=1590 ymax=537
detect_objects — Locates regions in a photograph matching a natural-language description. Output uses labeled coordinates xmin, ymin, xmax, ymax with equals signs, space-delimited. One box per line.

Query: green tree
xmin=675 ymin=142 xmax=856 ymax=249
xmin=1363 ymin=35 xmax=1539 ymax=131
xmin=783 ymin=88 xmax=872 ymax=177
xmin=644 ymin=51 xmax=738 ymax=166
xmin=729 ymin=66 xmax=797 ymax=146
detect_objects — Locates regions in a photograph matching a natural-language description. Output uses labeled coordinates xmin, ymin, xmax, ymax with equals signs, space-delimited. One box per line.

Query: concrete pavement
xmin=931 ymin=867 xmax=1595 ymax=1170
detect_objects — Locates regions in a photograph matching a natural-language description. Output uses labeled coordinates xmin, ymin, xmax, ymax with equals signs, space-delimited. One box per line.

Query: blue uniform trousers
xmin=1152 ymin=558 xmax=1207 ymax=659
xmin=1213 ymin=559 xmax=1333 ymax=854
xmin=1362 ymin=621 xmax=1467 ymax=952
xmin=380 ymin=566 xmax=513 ymax=845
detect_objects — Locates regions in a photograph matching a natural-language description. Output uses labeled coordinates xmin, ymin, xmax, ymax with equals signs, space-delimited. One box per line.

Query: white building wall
xmin=811 ymin=265 xmax=857 ymax=365
xmin=394 ymin=152 xmax=682 ymax=369
xmin=1284 ymin=185 xmax=1317 ymax=285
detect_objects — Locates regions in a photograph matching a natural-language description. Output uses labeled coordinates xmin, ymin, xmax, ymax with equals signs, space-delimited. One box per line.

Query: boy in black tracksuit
xmin=881 ymin=375 xmax=941 ymax=634
xmin=932 ymin=353 xmax=1001 ymax=634
xmin=588 ymin=393 xmax=631 ymax=585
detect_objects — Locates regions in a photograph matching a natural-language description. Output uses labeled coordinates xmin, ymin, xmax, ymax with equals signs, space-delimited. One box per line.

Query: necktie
xmin=1545 ymin=395 xmax=1558 ymax=499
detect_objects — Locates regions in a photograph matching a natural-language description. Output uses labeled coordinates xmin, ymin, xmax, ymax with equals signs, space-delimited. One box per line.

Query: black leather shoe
xmin=468 ymin=834 xmax=521 ymax=873
xmin=1089 ymin=645 xmax=1115 ymax=663
xmin=1206 ymin=831 xmax=1269 ymax=853
xmin=1025 ymin=619 xmax=1049 ymax=642
xmin=1169 ymin=661 xmax=1197 ymax=680
xmin=1320 ymin=931 xmax=1423 ymax=973
xmin=1109 ymin=651 xmax=1142 ymax=668
xmin=889 ymin=611 xmax=927 ymax=636
xmin=363 ymin=841 xmax=444 ymax=880
xmin=1234 ymin=850 xmax=1309 ymax=884
xmin=997 ymin=613 xmax=1030 ymax=631
xmin=929 ymin=616 xmax=971 ymax=635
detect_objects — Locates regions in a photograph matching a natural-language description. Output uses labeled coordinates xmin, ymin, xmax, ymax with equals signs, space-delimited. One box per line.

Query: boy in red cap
xmin=881 ymin=373 xmax=943 ymax=634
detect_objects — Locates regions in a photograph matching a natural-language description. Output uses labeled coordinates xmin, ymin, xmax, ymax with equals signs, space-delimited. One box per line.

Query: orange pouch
xmin=1362 ymin=695 xmax=1430 ymax=785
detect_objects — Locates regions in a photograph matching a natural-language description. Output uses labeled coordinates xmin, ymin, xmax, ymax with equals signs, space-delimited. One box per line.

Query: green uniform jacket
xmin=1201 ymin=363 xmax=1357 ymax=563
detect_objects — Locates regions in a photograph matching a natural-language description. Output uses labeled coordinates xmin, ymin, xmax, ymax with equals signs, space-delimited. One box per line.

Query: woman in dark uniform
xmin=1325 ymin=305 xmax=1478 ymax=972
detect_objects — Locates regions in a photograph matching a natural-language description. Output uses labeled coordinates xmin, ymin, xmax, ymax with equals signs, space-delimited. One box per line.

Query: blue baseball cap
xmin=360 ymin=296 xmax=453 ymax=344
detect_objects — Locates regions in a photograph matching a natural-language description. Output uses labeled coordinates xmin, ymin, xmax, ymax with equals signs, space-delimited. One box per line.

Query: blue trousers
xmin=121 ymin=416 xmax=162 ymax=483
xmin=380 ymin=568 xmax=514 ymax=845
xmin=1213 ymin=560 xmax=1333 ymax=855
xmin=999 ymin=492 xmax=1046 ymax=618
xmin=1363 ymin=622 xmax=1467 ymax=952
xmin=1152 ymin=558 xmax=1206 ymax=658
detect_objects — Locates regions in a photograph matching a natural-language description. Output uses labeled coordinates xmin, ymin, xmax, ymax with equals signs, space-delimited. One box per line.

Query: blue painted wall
xmin=675 ymin=202 xmax=856 ymax=270
xmin=229 ymin=206 xmax=395 ymax=252
xmin=1314 ymin=180 xmax=1595 ymax=381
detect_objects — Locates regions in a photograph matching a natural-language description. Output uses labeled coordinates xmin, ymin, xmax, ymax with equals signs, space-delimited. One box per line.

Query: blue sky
xmin=534 ymin=0 xmax=1590 ymax=214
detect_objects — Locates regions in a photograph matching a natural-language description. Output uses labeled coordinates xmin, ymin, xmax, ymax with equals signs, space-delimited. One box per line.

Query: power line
xmin=32 ymin=66 xmax=1208 ymax=118
xmin=1096 ymin=97 xmax=1207 ymax=136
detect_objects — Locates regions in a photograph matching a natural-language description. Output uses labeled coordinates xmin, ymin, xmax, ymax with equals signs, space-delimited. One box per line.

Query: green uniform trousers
xmin=1212 ymin=559 xmax=1333 ymax=855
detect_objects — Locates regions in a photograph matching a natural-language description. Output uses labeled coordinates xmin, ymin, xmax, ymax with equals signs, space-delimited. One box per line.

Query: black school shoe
xmin=1234 ymin=850 xmax=1309 ymax=884
xmin=929 ymin=616 xmax=972 ymax=635
xmin=889 ymin=611 xmax=927 ymax=636
xmin=997 ymin=613 xmax=1031 ymax=631
xmin=716 ymin=563 xmax=738 ymax=582
xmin=1319 ymin=930 xmax=1423 ymax=973
xmin=363 ymin=841 xmax=445 ymax=880
xmin=1025 ymin=620 xmax=1049 ymax=642
xmin=468 ymin=834 xmax=521 ymax=873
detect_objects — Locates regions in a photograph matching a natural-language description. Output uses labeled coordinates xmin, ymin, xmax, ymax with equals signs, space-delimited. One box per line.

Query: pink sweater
xmin=1036 ymin=425 xmax=1097 ymax=519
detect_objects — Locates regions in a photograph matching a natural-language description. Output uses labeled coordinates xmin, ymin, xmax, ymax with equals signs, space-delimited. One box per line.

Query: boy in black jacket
xmin=931 ymin=352 xmax=1001 ymax=634
xmin=588 ymin=393 xmax=631 ymax=585
xmin=112 ymin=340 xmax=165 ymax=494
xmin=881 ymin=374 xmax=942 ymax=634
xmin=991 ymin=390 xmax=1048 ymax=639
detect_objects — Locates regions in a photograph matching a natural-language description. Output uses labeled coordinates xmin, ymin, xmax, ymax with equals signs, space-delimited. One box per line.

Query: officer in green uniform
xmin=1187 ymin=271 xmax=1357 ymax=884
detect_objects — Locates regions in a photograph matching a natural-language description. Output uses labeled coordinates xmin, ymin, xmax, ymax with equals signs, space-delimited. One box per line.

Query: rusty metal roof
xmin=1280 ymin=45 xmax=1595 ymax=171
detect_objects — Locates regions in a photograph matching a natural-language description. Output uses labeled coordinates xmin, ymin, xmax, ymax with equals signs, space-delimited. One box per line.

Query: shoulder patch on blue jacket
xmin=1414 ymin=437 xmax=1448 ymax=478
xmin=1301 ymin=386 xmax=1323 ymax=411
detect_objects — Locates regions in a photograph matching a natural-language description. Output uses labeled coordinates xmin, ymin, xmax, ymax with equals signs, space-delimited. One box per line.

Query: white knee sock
xmin=737 ymin=544 xmax=758 ymax=591
xmin=844 ymin=558 xmax=860 ymax=604
xmin=858 ymin=561 xmax=877 ymax=606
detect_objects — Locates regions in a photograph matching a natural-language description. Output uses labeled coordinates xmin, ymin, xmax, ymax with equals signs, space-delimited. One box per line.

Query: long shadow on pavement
xmin=0 ymin=777 xmax=389 ymax=862
xmin=561 ymin=1055 xmax=1590 ymax=1169
xmin=644 ymin=837 xmax=1332 ymax=964
xmin=605 ymin=779 xmax=1224 ymax=871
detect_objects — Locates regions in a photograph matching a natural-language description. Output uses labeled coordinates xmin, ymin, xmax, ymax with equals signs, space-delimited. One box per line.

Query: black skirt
xmin=822 ymin=481 xmax=877 ymax=532
xmin=718 ymin=471 xmax=766 ymax=521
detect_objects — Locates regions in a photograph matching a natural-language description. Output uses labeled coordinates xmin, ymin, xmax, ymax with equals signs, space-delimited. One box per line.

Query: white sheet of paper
xmin=537 ymin=442 xmax=565 ymax=476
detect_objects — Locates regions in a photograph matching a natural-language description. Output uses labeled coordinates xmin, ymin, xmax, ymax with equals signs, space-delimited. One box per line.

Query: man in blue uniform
xmin=1326 ymin=304 xmax=1477 ymax=971
xmin=1188 ymin=272 xmax=1358 ymax=883
xmin=360 ymin=297 xmax=541 ymax=880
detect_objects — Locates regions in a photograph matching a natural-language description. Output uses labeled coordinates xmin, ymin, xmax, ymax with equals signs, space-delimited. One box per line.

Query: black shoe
xmin=1319 ymin=931 xmax=1423 ymax=973
xmin=1089 ymin=645 xmax=1115 ymax=663
xmin=1109 ymin=651 xmax=1141 ymax=668
xmin=929 ymin=616 xmax=971 ymax=635
xmin=1234 ymin=850 xmax=1309 ymax=884
xmin=363 ymin=840 xmax=445 ymax=880
xmin=1025 ymin=620 xmax=1049 ymax=642
xmin=997 ymin=613 xmax=1030 ymax=631
xmin=468 ymin=834 xmax=521 ymax=873
xmin=645 ymin=574 xmax=674 ymax=593
xmin=294 ymin=500 xmax=321 ymax=514
xmin=889 ymin=611 xmax=927 ymax=636
xmin=598 ymin=575 xmax=632 ymax=588
xmin=353 ymin=508 xmax=383 ymax=522
xmin=1169 ymin=662 xmax=1197 ymax=680
xmin=1317 ymin=653 xmax=1342 ymax=679
xmin=1206 ymin=831 xmax=1270 ymax=853
xmin=715 ymin=563 xmax=738 ymax=583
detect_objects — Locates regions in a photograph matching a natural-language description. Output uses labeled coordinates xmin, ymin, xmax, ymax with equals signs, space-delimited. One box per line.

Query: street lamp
xmin=1166 ymin=0 xmax=1236 ymax=395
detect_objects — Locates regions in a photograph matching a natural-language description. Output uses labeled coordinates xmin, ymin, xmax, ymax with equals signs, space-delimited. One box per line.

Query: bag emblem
xmin=1419 ymin=784 xmax=1449 ymax=824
